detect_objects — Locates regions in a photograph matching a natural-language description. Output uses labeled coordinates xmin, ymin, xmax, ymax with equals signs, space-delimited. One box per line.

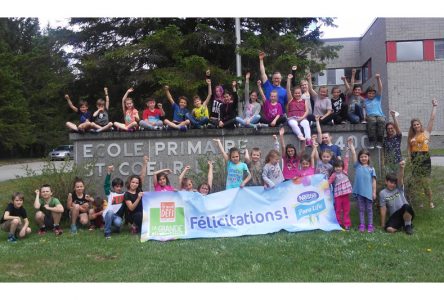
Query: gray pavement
xmin=0 ymin=161 xmax=73 ymax=182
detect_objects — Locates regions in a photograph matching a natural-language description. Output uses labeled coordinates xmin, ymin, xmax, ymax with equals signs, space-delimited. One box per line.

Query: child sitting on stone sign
xmin=91 ymin=87 xmax=114 ymax=132
xmin=65 ymin=94 xmax=93 ymax=133
xmin=163 ymin=86 xmax=191 ymax=131
xmin=114 ymin=88 xmax=140 ymax=132
xmin=139 ymin=97 xmax=165 ymax=130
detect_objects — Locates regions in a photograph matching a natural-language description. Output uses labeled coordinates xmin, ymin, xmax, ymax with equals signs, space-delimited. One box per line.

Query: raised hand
xmin=432 ymin=98 xmax=438 ymax=107
xmin=107 ymin=165 xmax=114 ymax=173
xmin=287 ymin=74 xmax=293 ymax=79
xmin=127 ymin=87 xmax=134 ymax=93
xmin=375 ymin=73 xmax=380 ymax=80
xmin=292 ymin=66 xmax=297 ymax=71
xmin=245 ymin=72 xmax=250 ymax=80
xmin=259 ymin=51 xmax=265 ymax=60
xmin=257 ymin=80 xmax=262 ymax=86
xmin=206 ymin=78 xmax=211 ymax=85
xmin=157 ymin=103 xmax=163 ymax=109
xmin=279 ymin=126 xmax=285 ymax=136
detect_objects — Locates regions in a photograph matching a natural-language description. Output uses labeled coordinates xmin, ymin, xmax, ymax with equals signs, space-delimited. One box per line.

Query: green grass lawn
xmin=0 ymin=168 xmax=443 ymax=282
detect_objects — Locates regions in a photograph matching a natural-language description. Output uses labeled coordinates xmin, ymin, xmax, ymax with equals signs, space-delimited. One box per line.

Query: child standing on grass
xmin=153 ymin=168 xmax=176 ymax=191
xmin=113 ymin=88 xmax=140 ymax=132
xmin=139 ymin=98 xmax=165 ymax=130
xmin=279 ymin=127 xmax=305 ymax=180
xmin=262 ymin=146 xmax=284 ymax=189
xmin=34 ymin=184 xmax=64 ymax=236
xmin=65 ymin=94 xmax=93 ymax=132
xmin=67 ymin=177 xmax=93 ymax=234
xmin=214 ymin=139 xmax=251 ymax=189
xmin=1 ymin=192 xmax=31 ymax=242
xmin=245 ymin=147 xmax=264 ymax=186
xmin=295 ymin=140 xmax=317 ymax=178
xmin=350 ymin=142 xmax=377 ymax=233
xmin=163 ymin=86 xmax=191 ymax=131
xmin=315 ymin=149 xmax=333 ymax=179
xmin=197 ymin=161 xmax=214 ymax=196
xmin=124 ymin=175 xmax=144 ymax=234
xmin=328 ymin=138 xmax=353 ymax=230
xmin=103 ymin=165 xmax=126 ymax=239
xmin=91 ymin=87 xmax=114 ymax=132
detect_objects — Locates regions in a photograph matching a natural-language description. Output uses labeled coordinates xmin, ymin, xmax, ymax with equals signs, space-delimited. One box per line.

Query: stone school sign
xmin=70 ymin=125 xmax=368 ymax=189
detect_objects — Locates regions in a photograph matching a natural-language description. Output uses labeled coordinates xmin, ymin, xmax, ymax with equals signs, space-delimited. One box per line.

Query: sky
xmin=39 ymin=17 xmax=376 ymax=39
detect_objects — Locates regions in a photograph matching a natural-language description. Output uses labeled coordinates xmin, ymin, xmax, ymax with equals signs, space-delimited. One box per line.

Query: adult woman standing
xmin=407 ymin=99 xmax=438 ymax=208
xmin=382 ymin=110 xmax=403 ymax=174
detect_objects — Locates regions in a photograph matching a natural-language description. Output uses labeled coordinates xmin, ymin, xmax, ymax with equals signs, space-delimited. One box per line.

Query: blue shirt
xmin=352 ymin=162 xmax=376 ymax=200
xmin=172 ymin=103 xmax=189 ymax=122
xmin=226 ymin=161 xmax=250 ymax=189
xmin=262 ymin=80 xmax=287 ymax=113
xmin=365 ymin=95 xmax=385 ymax=117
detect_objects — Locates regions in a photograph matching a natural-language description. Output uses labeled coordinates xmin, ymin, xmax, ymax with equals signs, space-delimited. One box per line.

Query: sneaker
xmin=376 ymin=143 xmax=383 ymax=149
xmin=207 ymin=123 xmax=216 ymax=129
xmin=367 ymin=224 xmax=374 ymax=233
xmin=297 ymin=135 xmax=306 ymax=141
xmin=70 ymin=224 xmax=78 ymax=234
xmin=405 ymin=224 xmax=413 ymax=235
xmin=105 ymin=233 xmax=111 ymax=239
xmin=344 ymin=226 xmax=351 ymax=231
xmin=7 ymin=235 xmax=17 ymax=243
xmin=361 ymin=120 xmax=367 ymax=124
xmin=368 ymin=144 xmax=375 ymax=150
xmin=179 ymin=125 xmax=187 ymax=132
xmin=53 ymin=226 xmax=63 ymax=236
xmin=430 ymin=202 xmax=435 ymax=209
xmin=358 ymin=224 xmax=365 ymax=232
xmin=130 ymin=224 xmax=138 ymax=234
xmin=305 ymin=139 xmax=313 ymax=147
xmin=88 ymin=224 xmax=96 ymax=231
xmin=38 ymin=227 xmax=47 ymax=235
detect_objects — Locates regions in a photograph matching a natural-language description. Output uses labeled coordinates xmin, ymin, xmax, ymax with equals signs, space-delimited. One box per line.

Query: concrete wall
xmin=386 ymin=18 xmax=444 ymax=40
xmin=71 ymin=126 xmax=370 ymax=190
xmin=324 ymin=38 xmax=361 ymax=68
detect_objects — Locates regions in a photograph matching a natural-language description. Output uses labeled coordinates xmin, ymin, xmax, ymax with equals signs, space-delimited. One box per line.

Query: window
xmin=362 ymin=59 xmax=371 ymax=83
xmin=396 ymin=41 xmax=423 ymax=61
xmin=435 ymin=40 xmax=444 ymax=59
xmin=314 ymin=68 xmax=358 ymax=86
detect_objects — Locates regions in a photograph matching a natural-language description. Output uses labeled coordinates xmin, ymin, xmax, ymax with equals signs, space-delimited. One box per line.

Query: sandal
xmin=430 ymin=202 xmax=435 ymax=209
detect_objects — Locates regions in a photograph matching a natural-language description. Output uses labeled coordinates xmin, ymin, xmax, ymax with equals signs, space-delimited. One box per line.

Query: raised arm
xmin=341 ymin=75 xmax=351 ymax=95
xmin=291 ymin=66 xmax=297 ymax=86
xmin=389 ymin=110 xmax=402 ymax=135
xmin=258 ymin=51 xmax=268 ymax=83
xmin=244 ymin=72 xmax=250 ymax=103
xmin=163 ymin=86 xmax=175 ymax=105
xmin=426 ymin=99 xmax=438 ymax=134
xmin=207 ymin=161 xmax=213 ymax=190
xmin=350 ymin=68 xmax=356 ymax=90
xmin=179 ymin=166 xmax=190 ymax=188
xmin=65 ymin=94 xmax=78 ymax=112
xmin=244 ymin=148 xmax=251 ymax=164
xmin=315 ymin=116 xmax=322 ymax=144
xmin=104 ymin=87 xmax=110 ymax=110
xmin=122 ymin=87 xmax=134 ymax=112
xmin=140 ymin=155 xmax=149 ymax=184
xmin=348 ymin=139 xmax=357 ymax=164
xmin=157 ymin=102 xmax=165 ymax=117
xmin=278 ymin=127 xmax=286 ymax=157
xmin=306 ymin=73 xmax=318 ymax=97
xmin=257 ymin=80 xmax=266 ymax=102
xmin=202 ymin=79 xmax=212 ymax=107
xmin=153 ymin=169 xmax=172 ymax=186
xmin=398 ymin=160 xmax=406 ymax=187
xmin=311 ymin=142 xmax=318 ymax=167
xmin=286 ymin=74 xmax=293 ymax=103
xmin=213 ymin=139 xmax=229 ymax=162
xmin=34 ymin=189 xmax=41 ymax=209
xmin=104 ymin=165 xmax=113 ymax=196
xmin=375 ymin=73 xmax=382 ymax=95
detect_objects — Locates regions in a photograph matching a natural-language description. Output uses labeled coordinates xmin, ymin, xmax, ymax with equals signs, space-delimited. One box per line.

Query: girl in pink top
xmin=114 ymin=88 xmax=140 ymax=132
xmin=153 ymin=169 xmax=176 ymax=192
xmin=286 ymin=72 xmax=311 ymax=144
xmin=278 ymin=127 xmax=305 ymax=180
xmin=257 ymin=83 xmax=287 ymax=127
xmin=295 ymin=140 xmax=317 ymax=178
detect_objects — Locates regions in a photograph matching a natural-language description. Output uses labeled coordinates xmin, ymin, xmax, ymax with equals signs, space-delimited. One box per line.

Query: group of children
xmin=0 ymin=128 xmax=416 ymax=242
xmin=64 ymin=52 xmax=386 ymax=152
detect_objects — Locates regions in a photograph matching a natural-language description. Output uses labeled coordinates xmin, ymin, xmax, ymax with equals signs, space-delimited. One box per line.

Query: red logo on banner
xmin=160 ymin=202 xmax=176 ymax=222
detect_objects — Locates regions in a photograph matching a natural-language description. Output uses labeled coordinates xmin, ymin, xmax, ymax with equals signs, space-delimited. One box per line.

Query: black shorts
xmin=44 ymin=214 xmax=55 ymax=229
xmin=411 ymin=152 xmax=431 ymax=177
xmin=385 ymin=204 xmax=415 ymax=230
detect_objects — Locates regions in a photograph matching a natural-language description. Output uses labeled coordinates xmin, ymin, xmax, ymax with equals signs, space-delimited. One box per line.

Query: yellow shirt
xmin=410 ymin=132 xmax=429 ymax=152
xmin=193 ymin=105 xmax=209 ymax=119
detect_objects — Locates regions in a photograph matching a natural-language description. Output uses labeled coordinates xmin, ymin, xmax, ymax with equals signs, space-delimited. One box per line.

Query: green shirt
xmin=39 ymin=197 xmax=61 ymax=214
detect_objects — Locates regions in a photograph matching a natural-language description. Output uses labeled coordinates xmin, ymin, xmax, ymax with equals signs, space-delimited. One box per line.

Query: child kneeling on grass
xmin=379 ymin=161 xmax=414 ymax=235
xmin=34 ymin=184 xmax=64 ymax=236
xmin=1 ymin=192 xmax=31 ymax=242
xmin=103 ymin=165 xmax=126 ymax=239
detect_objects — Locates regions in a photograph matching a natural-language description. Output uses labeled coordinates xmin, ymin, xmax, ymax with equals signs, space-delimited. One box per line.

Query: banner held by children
xmin=141 ymin=174 xmax=341 ymax=242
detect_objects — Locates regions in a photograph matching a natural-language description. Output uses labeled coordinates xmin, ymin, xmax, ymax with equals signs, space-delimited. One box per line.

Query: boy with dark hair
xmin=34 ymin=184 xmax=64 ymax=235
xmin=103 ymin=165 xmax=126 ymax=239
xmin=1 ymin=192 xmax=31 ymax=242
xmin=379 ymin=161 xmax=414 ymax=235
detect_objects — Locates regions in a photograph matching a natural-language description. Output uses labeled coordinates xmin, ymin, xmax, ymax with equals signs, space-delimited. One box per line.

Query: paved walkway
xmin=0 ymin=161 xmax=73 ymax=182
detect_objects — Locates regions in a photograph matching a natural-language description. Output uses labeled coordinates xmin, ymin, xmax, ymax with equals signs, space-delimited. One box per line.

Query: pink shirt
xmin=124 ymin=108 xmax=139 ymax=126
xmin=282 ymin=157 xmax=299 ymax=180
xmin=263 ymin=100 xmax=283 ymax=122
xmin=154 ymin=183 xmax=175 ymax=192
xmin=295 ymin=167 xmax=315 ymax=178
xmin=287 ymin=99 xmax=306 ymax=118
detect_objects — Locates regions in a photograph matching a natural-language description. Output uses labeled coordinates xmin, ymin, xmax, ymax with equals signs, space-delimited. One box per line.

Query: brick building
xmin=316 ymin=17 xmax=444 ymax=134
